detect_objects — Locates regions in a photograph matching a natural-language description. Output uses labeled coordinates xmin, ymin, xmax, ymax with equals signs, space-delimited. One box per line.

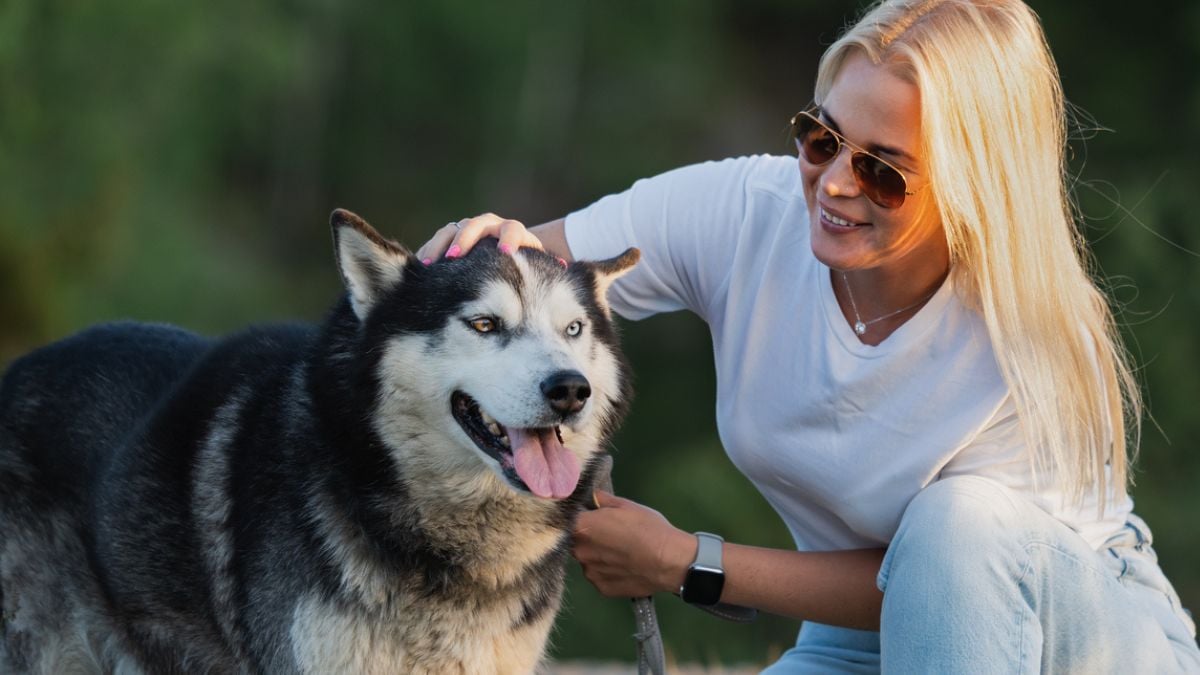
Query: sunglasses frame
xmin=790 ymin=109 xmax=917 ymax=209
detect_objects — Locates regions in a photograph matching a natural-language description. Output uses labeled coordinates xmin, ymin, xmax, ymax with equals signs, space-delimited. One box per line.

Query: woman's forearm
xmin=576 ymin=493 xmax=886 ymax=630
xmin=530 ymin=218 xmax=573 ymax=262
xmin=718 ymin=544 xmax=885 ymax=630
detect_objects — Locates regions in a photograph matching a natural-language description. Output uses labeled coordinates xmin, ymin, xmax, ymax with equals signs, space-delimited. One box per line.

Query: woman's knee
xmin=903 ymin=475 xmax=1025 ymax=535
xmin=878 ymin=475 xmax=1029 ymax=592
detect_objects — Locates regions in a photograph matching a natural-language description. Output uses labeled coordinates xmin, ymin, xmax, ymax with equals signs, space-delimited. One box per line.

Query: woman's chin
xmin=810 ymin=228 xmax=868 ymax=272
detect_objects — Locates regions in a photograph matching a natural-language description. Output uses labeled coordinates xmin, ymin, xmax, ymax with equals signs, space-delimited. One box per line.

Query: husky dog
xmin=0 ymin=209 xmax=638 ymax=674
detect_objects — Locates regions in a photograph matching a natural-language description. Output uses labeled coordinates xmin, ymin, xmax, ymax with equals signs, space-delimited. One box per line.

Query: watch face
xmin=680 ymin=566 xmax=725 ymax=605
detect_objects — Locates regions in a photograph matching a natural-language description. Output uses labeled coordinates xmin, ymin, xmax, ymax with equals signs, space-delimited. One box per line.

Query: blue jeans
xmin=764 ymin=476 xmax=1200 ymax=673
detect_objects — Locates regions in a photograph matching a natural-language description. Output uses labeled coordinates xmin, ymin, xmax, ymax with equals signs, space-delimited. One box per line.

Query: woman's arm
xmin=414 ymin=215 xmax=571 ymax=262
xmin=574 ymin=491 xmax=885 ymax=631
xmin=722 ymin=542 xmax=885 ymax=630
xmin=528 ymin=218 xmax=571 ymax=262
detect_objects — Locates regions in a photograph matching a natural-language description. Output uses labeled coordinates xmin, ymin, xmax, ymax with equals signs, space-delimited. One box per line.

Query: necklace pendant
xmin=854 ymin=320 xmax=867 ymax=335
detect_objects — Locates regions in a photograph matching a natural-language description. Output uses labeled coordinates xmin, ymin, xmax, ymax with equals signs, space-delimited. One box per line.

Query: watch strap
xmin=695 ymin=600 xmax=759 ymax=623
xmin=693 ymin=532 xmax=723 ymax=568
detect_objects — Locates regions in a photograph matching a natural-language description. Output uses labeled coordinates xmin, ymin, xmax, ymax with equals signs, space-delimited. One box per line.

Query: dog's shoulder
xmin=194 ymin=321 xmax=319 ymax=379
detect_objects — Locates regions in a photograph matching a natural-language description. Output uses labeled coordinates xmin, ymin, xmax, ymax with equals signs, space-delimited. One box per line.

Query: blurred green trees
xmin=2 ymin=0 xmax=1197 ymax=665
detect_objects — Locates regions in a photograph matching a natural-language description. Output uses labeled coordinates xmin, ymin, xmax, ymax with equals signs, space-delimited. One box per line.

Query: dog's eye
xmin=565 ymin=320 xmax=583 ymax=337
xmin=468 ymin=317 xmax=499 ymax=334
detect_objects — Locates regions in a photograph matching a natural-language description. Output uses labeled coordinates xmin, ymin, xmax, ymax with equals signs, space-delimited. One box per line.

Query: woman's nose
xmin=821 ymin=151 xmax=861 ymax=200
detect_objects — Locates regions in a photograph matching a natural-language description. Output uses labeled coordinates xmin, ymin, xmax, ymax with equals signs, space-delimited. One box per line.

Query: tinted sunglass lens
xmin=795 ymin=116 xmax=839 ymax=165
xmin=852 ymin=154 xmax=907 ymax=209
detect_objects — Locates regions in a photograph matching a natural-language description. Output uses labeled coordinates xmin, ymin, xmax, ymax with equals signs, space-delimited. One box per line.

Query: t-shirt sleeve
xmin=564 ymin=155 xmax=770 ymax=321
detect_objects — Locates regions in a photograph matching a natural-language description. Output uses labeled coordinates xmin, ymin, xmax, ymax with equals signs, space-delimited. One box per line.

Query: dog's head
xmin=327 ymin=208 xmax=636 ymax=503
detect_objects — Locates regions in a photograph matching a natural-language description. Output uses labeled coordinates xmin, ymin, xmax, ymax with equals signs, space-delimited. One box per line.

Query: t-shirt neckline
xmin=817 ymin=262 xmax=954 ymax=358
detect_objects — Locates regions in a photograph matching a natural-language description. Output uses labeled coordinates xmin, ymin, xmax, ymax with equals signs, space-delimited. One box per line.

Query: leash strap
xmin=589 ymin=456 xmax=757 ymax=674
xmin=590 ymin=456 xmax=666 ymax=675
xmin=631 ymin=597 xmax=666 ymax=675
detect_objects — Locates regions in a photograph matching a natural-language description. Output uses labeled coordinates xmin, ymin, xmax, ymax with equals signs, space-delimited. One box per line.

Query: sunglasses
xmin=790 ymin=110 xmax=916 ymax=209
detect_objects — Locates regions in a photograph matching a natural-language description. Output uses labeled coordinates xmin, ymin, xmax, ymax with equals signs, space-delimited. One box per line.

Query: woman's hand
xmin=415 ymin=213 xmax=546 ymax=263
xmin=572 ymin=491 xmax=695 ymax=598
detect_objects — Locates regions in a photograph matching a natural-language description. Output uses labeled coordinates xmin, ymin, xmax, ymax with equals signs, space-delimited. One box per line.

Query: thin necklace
xmin=842 ymin=272 xmax=937 ymax=336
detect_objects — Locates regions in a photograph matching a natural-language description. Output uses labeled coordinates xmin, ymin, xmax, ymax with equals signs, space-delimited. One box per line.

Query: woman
xmin=418 ymin=0 xmax=1200 ymax=670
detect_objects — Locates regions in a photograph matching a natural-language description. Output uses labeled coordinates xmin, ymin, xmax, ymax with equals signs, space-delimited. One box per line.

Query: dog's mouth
xmin=451 ymin=391 xmax=580 ymax=500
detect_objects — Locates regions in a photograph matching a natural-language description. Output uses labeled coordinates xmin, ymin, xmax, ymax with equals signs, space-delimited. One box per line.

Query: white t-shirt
xmin=565 ymin=154 xmax=1132 ymax=552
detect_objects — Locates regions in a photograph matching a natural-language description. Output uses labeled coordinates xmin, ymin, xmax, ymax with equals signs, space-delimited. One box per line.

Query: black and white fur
xmin=0 ymin=209 xmax=638 ymax=674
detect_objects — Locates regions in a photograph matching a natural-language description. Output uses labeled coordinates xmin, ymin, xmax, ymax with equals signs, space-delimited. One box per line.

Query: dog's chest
xmin=288 ymin=592 xmax=556 ymax=675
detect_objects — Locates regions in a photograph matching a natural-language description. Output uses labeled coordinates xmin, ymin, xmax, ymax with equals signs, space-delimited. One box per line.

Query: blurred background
xmin=2 ymin=0 xmax=1197 ymax=668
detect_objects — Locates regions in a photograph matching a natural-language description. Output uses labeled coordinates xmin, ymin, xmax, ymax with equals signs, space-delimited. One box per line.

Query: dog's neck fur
xmin=302 ymin=452 xmax=596 ymax=610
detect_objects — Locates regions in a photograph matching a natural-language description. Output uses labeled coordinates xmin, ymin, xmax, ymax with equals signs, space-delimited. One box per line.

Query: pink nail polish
xmin=422 ymin=257 xmax=433 ymax=266
xmin=557 ymin=257 xmax=568 ymax=268
xmin=446 ymin=245 xmax=461 ymax=259
xmin=499 ymin=243 xmax=513 ymax=255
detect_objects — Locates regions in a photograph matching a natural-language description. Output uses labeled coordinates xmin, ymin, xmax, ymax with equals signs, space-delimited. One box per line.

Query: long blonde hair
xmin=817 ymin=0 xmax=1139 ymax=507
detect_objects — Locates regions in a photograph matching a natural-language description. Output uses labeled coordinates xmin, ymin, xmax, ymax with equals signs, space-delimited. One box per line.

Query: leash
xmin=588 ymin=456 xmax=757 ymax=675
xmin=589 ymin=455 xmax=667 ymax=675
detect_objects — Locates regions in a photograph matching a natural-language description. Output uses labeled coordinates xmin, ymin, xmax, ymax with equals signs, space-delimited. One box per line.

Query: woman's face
xmin=802 ymin=51 xmax=948 ymax=278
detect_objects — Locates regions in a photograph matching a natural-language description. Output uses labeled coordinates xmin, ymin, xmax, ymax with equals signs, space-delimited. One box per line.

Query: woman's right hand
xmin=415 ymin=213 xmax=547 ymax=264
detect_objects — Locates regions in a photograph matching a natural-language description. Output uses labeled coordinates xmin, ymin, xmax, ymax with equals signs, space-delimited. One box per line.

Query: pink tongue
xmin=508 ymin=427 xmax=580 ymax=500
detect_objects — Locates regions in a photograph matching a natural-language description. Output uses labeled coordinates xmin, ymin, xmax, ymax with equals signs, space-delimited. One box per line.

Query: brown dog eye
xmin=469 ymin=317 xmax=497 ymax=333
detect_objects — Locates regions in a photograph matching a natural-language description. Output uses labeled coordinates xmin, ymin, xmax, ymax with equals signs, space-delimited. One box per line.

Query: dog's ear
xmin=330 ymin=208 xmax=412 ymax=320
xmin=583 ymin=247 xmax=639 ymax=315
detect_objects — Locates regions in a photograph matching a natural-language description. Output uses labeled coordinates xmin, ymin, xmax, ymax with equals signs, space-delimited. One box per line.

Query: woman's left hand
xmin=572 ymin=491 xmax=695 ymax=598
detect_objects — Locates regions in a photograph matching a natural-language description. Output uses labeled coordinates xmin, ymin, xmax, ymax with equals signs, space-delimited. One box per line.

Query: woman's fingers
xmin=583 ymin=569 xmax=653 ymax=599
xmin=593 ymin=490 xmax=634 ymax=509
xmin=446 ymin=213 xmax=502 ymax=258
xmin=415 ymin=222 xmax=461 ymax=263
xmin=498 ymin=218 xmax=543 ymax=255
xmin=415 ymin=213 xmax=541 ymax=263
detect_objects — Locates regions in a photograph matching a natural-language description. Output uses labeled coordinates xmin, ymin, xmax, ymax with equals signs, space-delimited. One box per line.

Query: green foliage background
xmin=2 ymin=0 xmax=1197 ymax=666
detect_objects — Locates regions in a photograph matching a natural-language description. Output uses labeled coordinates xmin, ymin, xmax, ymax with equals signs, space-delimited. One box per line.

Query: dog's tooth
xmin=499 ymin=434 xmax=510 ymax=448
xmin=480 ymin=409 xmax=496 ymax=425
xmin=487 ymin=422 xmax=502 ymax=437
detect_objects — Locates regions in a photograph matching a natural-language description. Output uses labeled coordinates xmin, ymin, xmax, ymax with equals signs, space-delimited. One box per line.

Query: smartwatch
xmin=679 ymin=532 xmax=725 ymax=606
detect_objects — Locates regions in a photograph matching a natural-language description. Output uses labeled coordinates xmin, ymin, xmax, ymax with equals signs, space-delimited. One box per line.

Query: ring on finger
xmin=447 ymin=220 xmax=462 ymax=231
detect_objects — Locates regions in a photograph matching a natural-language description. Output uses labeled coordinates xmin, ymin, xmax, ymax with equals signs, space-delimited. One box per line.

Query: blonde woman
xmin=419 ymin=0 xmax=1200 ymax=670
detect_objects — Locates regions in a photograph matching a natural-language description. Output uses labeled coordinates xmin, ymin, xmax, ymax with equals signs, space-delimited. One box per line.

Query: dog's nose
xmin=541 ymin=370 xmax=591 ymax=416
